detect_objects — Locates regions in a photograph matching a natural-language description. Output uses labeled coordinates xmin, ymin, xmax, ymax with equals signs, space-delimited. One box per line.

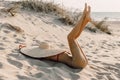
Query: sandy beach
xmin=0 ymin=1 xmax=120 ymax=80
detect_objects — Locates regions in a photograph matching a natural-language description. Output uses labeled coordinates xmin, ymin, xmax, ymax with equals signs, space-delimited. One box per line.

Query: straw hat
xmin=20 ymin=42 xmax=64 ymax=58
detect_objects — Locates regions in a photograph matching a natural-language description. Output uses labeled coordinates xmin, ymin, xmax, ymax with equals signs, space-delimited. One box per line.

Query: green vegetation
xmin=11 ymin=0 xmax=111 ymax=34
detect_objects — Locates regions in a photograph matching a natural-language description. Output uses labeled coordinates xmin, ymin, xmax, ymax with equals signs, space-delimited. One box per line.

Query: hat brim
xmin=20 ymin=46 xmax=64 ymax=58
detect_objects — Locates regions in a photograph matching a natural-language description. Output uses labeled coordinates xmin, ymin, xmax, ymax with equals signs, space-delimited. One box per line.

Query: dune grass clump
xmin=16 ymin=0 xmax=81 ymax=25
xmin=58 ymin=12 xmax=81 ymax=25
xmin=85 ymin=24 xmax=97 ymax=33
xmin=6 ymin=6 xmax=19 ymax=16
xmin=20 ymin=0 xmax=64 ymax=13
xmin=6 ymin=1 xmax=111 ymax=34
xmin=91 ymin=18 xmax=111 ymax=34
xmin=0 ymin=1 xmax=21 ymax=16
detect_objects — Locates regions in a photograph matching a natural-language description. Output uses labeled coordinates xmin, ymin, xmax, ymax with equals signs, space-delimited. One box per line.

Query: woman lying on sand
xmin=19 ymin=4 xmax=91 ymax=68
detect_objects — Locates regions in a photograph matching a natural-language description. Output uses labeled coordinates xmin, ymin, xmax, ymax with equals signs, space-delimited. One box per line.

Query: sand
xmin=0 ymin=1 xmax=120 ymax=80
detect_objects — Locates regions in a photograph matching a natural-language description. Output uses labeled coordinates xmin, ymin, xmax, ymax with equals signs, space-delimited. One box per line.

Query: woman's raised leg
xmin=45 ymin=4 xmax=91 ymax=68
xmin=67 ymin=4 xmax=91 ymax=68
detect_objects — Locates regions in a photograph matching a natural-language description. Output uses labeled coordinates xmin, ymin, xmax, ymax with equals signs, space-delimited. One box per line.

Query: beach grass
xmin=14 ymin=0 xmax=81 ymax=25
xmin=91 ymin=18 xmax=111 ymax=34
xmin=11 ymin=0 xmax=111 ymax=34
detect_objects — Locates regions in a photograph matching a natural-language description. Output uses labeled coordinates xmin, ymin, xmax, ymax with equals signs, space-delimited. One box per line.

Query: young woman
xmin=46 ymin=4 xmax=91 ymax=68
xmin=19 ymin=4 xmax=91 ymax=69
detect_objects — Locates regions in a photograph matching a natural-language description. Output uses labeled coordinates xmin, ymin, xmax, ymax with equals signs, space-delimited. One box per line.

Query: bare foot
xmin=82 ymin=3 xmax=91 ymax=23
xmin=85 ymin=6 xmax=91 ymax=22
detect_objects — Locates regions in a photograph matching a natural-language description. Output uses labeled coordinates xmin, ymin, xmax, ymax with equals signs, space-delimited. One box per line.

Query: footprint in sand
xmin=53 ymin=34 xmax=59 ymax=40
xmin=101 ymin=55 xmax=109 ymax=57
xmin=97 ymin=72 xmax=111 ymax=76
xmin=13 ymin=34 xmax=17 ymax=38
xmin=104 ymin=50 xmax=109 ymax=52
xmin=0 ymin=76 xmax=4 ymax=80
xmin=14 ymin=38 xmax=25 ymax=44
xmin=33 ymin=72 xmax=44 ymax=78
xmin=44 ymin=40 xmax=51 ymax=42
xmin=22 ymin=36 xmax=27 ymax=39
xmin=92 ymin=60 xmax=101 ymax=63
xmin=2 ymin=37 xmax=7 ymax=40
xmin=69 ymin=73 xmax=80 ymax=80
xmin=7 ymin=58 xmax=23 ymax=69
xmin=96 ymin=74 xmax=113 ymax=80
xmin=8 ymin=53 xmax=26 ymax=60
xmin=16 ymin=75 xmax=32 ymax=80
xmin=16 ymin=38 xmax=25 ymax=42
xmin=116 ymin=41 xmax=120 ymax=46
xmin=86 ymin=43 xmax=93 ymax=48
xmin=91 ymin=78 xmax=97 ymax=80
xmin=106 ymin=75 xmax=118 ymax=80
xmin=114 ymin=57 xmax=120 ymax=61
xmin=96 ymin=75 xmax=104 ymax=80
xmin=52 ymin=24 xmax=57 ymax=27
xmin=117 ymin=44 xmax=120 ymax=46
xmin=0 ymin=47 xmax=5 ymax=50
xmin=2 ymin=37 xmax=10 ymax=42
xmin=100 ymin=46 xmax=106 ymax=49
xmin=95 ymin=69 xmax=113 ymax=79
xmin=11 ymin=48 xmax=19 ymax=53
xmin=32 ymin=21 xmax=35 ymax=25
xmin=91 ymin=51 xmax=97 ymax=54
xmin=3 ymin=29 xmax=11 ymax=34
xmin=54 ymin=75 xmax=65 ymax=80
xmin=33 ymin=71 xmax=64 ymax=80
xmin=95 ymin=49 xmax=99 ymax=51
xmin=102 ymin=63 xmax=120 ymax=75
xmin=115 ymin=63 xmax=120 ymax=68
xmin=86 ymin=55 xmax=92 ymax=58
xmin=41 ymin=27 xmax=48 ymax=32
xmin=90 ymin=40 xmax=95 ymax=45
xmin=0 ymin=62 xmax=3 ymax=68
xmin=0 ymin=43 xmax=4 ymax=46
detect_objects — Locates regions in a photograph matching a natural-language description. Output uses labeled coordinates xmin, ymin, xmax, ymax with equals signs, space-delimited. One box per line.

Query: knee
xmin=73 ymin=60 xmax=88 ymax=68
xmin=80 ymin=61 xmax=88 ymax=68
xmin=67 ymin=34 xmax=75 ymax=41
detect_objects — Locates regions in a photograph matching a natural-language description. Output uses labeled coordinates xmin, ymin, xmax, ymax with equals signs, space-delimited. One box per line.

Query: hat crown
xmin=39 ymin=42 xmax=49 ymax=49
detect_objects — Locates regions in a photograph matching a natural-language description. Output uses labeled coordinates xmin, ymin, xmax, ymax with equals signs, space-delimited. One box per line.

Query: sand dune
xmin=0 ymin=1 xmax=120 ymax=80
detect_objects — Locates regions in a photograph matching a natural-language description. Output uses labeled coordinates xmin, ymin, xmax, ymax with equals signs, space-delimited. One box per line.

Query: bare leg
xmin=67 ymin=4 xmax=91 ymax=68
xmin=46 ymin=4 xmax=91 ymax=68
xmin=68 ymin=4 xmax=91 ymax=39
